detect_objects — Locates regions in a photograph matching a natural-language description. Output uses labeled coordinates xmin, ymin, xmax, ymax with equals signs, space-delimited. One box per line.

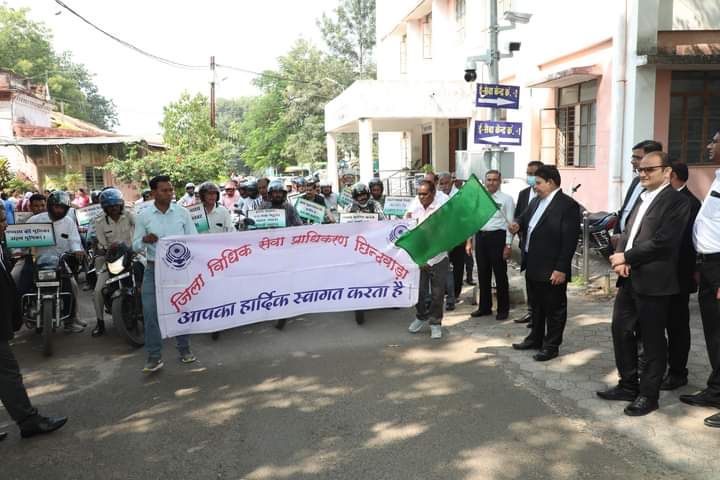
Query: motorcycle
xmin=101 ymin=243 xmax=145 ymax=348
xmin=79 ymin=225 xmax=97 ymax=290
xmin=21 ymin=253 xmax=77 ymax=357
xmin=583 ymin=211 xmax=618 ymax=259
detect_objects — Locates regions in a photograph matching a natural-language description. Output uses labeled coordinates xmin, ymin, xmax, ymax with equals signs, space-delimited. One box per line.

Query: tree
xmin=0 ymin=157 xmax=12 ymax=190
xmin=317 ymin=0 xmax=376 ymax=79
xmin=0 ymin=6 xmax=118 ymax=129
xmin=105 ymin=93 xmax=232 ymax=189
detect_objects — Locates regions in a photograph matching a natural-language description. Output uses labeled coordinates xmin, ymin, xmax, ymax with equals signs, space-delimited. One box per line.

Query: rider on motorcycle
xmin=239 ymin=180 xmax=263 ymax=217
xmin=91 ymin=188 xmax=136 ymax=337
xmin=349 ymin=183 xmax=386 ymax=220
xmin=198 ymin=182 xmax=234 ymax=233
xmin=259 ymin=180 xmax=303 ymax=227
xmin=26 ymin=191 xmax=85 ymax=333
xmin=368 ymin=178 xmax=386 ymax=208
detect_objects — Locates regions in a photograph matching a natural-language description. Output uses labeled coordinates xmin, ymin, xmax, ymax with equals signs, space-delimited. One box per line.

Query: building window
xmin=540 ymin=80 xmax=597 ymax=167
xmin=422 ymin=14 xmax=432 ymax=59
xmin=669 ymin=71 xmax=720 ymax=164
xmin=400 ymin=35 xmax=407 ymax=74
xmin=84 ymin=167 xmax=104 ymax=190
xmin=456 ymin=0 xmax=466 ymax=23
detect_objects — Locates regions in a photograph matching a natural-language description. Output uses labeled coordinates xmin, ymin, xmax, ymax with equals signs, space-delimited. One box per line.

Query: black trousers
xmin=0 ymin=340 xmax=36 ymax=425
xmin=465 ymin=252 xmax=474 ymax=279
xmin=475 ymin=230 xmax=509 ymax=315
xmin=525 ymin=280 xmax=567 ymax=351
xmin=448 ymin=244 xmax=466 ymax=299
xmin=698 ymin=259 xmax=720 ymax=395
xmin=611 ymin=279 xmax=670 ymax=399
xmin=667 ymin=292 xmax=691 ymax=377
xmin=416 ymin=258 xmax=449 ymax=325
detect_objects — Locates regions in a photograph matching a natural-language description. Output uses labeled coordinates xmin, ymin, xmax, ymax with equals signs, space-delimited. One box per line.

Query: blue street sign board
xmin=474 ymin=120 xmax=522 ymax=146
xmin=475 ymin=83 xmax=520 ymax=109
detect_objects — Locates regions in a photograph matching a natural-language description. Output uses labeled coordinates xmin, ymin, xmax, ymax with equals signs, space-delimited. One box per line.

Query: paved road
xmin=0 ymin=287 xmax=697 ymax=479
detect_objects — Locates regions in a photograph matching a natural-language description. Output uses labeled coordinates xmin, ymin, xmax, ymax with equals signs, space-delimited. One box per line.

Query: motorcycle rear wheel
xmin=41 ymin=298 xmax=53 ymax=357
xmin=112 ymin=294 xmax=144 ymax=348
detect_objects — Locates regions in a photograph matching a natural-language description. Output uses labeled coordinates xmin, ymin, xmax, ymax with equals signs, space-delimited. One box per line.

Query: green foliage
xmin=317 ymin=0 xmax=376 ymax=79
xmin=6 ymin=176 xmax=34 ymax=193
xmin=0 ymin=6 xmax=118 ymax=129
xmin=106 ymin=93 xmax=232 ymax=188
xmin=0 ymin=157 xmax=12 ymax=190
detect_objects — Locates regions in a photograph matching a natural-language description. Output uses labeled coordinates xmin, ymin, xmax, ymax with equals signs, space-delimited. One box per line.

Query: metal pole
xmin=210 ymin=56 xmax=216 ymax=128
xmin=488 ymin=0 xmax=499 ymax=170
xmin=582 ymin=210 xmax=590 ymax=284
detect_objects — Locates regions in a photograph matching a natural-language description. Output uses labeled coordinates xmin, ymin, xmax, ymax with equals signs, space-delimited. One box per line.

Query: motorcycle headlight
xmin=37 ymin=270 xmax=57 ymax=281
xmin=107 ymin=257 xmax=125 ymax=275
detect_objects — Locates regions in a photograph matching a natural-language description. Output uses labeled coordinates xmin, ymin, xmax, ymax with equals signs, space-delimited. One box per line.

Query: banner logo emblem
xmin=388 ymin=223 xmax=411 ymax=243
xmin=165 ymin=242 xmax=192 ymax=270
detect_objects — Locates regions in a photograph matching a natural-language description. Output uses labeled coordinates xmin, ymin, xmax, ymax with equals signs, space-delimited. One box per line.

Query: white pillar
xmin=432 ymin=119 xmax=449 ymax=172
xmin=326 ymin=133 xmax=339 ymax=192
xmin=358 ymin=118 xmax=374 ymax=183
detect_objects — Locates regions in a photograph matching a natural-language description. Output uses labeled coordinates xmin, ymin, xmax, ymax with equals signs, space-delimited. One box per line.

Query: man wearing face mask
xmin=513 ymin=161 xmax=543 ymax=324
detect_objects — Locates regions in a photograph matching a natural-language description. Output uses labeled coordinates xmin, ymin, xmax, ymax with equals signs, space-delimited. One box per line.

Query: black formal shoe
xmin=704 ymin=412 xmax=720 ymax=428
xmin=20 ymin=415 xmax=68 ymax=439
xmin=465 ymin=278 xmax=476 ymax=286
xmin=660 ymin=374 xmax=688 ymax=391
xmin=470 ymin=309 xmax=492 ymax=318
xmin=446 ymin=303 xmax=456 ymax=311
xmin=514 ymin=313 xmax=531 ymax=323
xmin=0 ymin=432 xmax=6 ymax=442
xmin=624 ymin=396 xmax=658 ymax=416
xmin=596 ymin=385 xmax=638 ymax=401
xmin=496 ymin=312 xmax=509 ymax=321
xmin=91 ymin=320 xmax=105 ymax=338
xmin=533 ymin=349 xmax=558 ymax=362
xmin=512 ymin=340 xmax=541 ymax=350
xmin=679 ymin=390 xmax=720 ymax=409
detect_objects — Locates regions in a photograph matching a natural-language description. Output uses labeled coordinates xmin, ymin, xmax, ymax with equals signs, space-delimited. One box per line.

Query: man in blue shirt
xmin=133 ymin=175 xmax=198 ymax=373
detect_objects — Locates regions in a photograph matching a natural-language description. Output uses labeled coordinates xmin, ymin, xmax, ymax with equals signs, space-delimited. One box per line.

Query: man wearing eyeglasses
xmin=221 ymin=181 xmax=240 ymax=210
xmin=598 ymin=151 xmax=690 ymax=416
xmin=616 ymin=140 xmax=664 ymax=234
xmin=680 ymin=129 xmax=720 ymax=428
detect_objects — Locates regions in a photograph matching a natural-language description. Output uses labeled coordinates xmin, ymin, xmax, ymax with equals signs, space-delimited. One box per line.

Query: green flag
xmin=396 ymin=174 xmax=501 ymax=265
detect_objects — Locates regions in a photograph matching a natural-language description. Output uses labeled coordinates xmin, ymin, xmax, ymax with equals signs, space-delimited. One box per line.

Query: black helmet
xmin=245 ymin=180 xmax=258 ymax=194
xmin=90 ymin=190 xmax=102 ymax=204
xmin=294 ymin=177 xmax=306 ymax=187
xmin=141 ymin=189 xmax=151 ymax=201
xmin=368 ymin=178 xmax=383 ymax=191
xmin=268 ymin=180 xmax=286 ymax=193
xmin=47 ymin=191 xmax=71 ymax=210
xmin=99 ymin=188 xmax=124 ymax=209
xmin=352 ymin=182 xmax=370 ymax=198
xmin=198 ymin=181 xmax=220 ymax=200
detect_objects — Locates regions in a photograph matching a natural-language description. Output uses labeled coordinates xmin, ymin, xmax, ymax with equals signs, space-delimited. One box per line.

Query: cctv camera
xmin=504 ymin=11 xmax=532 ymax=24
xmin=509 ymin=42 xmax=521 ymax=52
xmin=464 ymin=69 xmax=477 ymax=82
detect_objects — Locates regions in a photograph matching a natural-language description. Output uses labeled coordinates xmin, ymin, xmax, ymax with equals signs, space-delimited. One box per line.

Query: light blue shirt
xmin=133 ymin=202 xmax=197 ymax=261
xmin=525 ymin=188 xmax=561 ymax=252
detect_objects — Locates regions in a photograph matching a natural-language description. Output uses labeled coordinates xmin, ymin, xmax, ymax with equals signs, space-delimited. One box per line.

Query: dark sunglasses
xmin=636 ymin=165 xmax=665 ymax=174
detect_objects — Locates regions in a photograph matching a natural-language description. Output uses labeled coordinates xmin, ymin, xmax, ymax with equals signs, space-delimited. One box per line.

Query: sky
xmin=7 ymin=0 xmax=339 ymax=135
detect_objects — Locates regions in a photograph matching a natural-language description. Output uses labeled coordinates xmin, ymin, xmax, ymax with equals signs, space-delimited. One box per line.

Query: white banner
xmin=155 ymin=220 xmax=420 ymax=337
xmin=339 ymin=213 xmax=379 ymax=223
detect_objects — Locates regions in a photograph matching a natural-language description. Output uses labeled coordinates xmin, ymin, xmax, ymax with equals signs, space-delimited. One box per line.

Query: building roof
xmin=0 ymin=135 xmax=146 ymax=147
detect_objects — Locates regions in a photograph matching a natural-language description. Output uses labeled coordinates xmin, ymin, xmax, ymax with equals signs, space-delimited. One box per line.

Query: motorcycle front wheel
xmin=41 ymin=298 xmax=53 ymax=357
xmin=112 ymin=294 xmax=145 ymax=348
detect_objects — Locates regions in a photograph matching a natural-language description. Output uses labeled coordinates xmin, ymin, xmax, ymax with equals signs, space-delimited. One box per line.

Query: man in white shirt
xmin=178 ymin=183 xmax=197 ymax=207
xmin=438 ymin=172 xmax=464 ymax=310
xmin=27 ymin=191 xmax=86 ymax=333
xmin=468 ymin=170 xmax=515 ymax=320
xmin=680 ymin=129 xmax=720 ymax=427
xmin=198 ymin=182 xmax=234 ymax=233
xmin=405 ymin=180 xmax=449 ymax=339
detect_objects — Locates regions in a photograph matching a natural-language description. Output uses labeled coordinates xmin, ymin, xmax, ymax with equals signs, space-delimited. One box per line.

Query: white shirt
xmin=694 ymin=169 xmax=720 ymax=254
xmin=27 ymin=212 xmax=83 ymax=257
xmin=481 ymin=190 xmax=515 ymax=244
xmin=240 ymin=196 xmax=263 ymax=216
xmin=625 ymin=183 xmax=669 ymax=251
xmin=620 ymin=176 xmax=643 ymax=232
xmin=405 ymin=193 xmax=449 ymax=265
xmin=178 ymin=193 xmax=197 ymax=207
xmin=525 ymin=188 xmax=561 ymax=252
xmin=205 ymin=205 xmax=235 ymax=233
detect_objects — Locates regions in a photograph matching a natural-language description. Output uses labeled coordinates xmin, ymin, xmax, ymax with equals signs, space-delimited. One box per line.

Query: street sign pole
xmin=488 ymin=0 xmax=499 ymax=170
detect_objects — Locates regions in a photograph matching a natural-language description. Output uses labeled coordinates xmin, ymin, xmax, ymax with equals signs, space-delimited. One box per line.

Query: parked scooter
xmin=21 ymin=253 xmax=77 ymax=357
xmin=101 ymin=243 xmax=145 ymax=348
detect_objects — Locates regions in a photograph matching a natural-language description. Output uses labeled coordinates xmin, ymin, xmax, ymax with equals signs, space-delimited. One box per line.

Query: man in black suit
xmin=597 ymin=151 xmax=690 ymax=416
xmin=509 ymin=165 xmax=581 ymax=361
xmin=0 ymin=208 xmax=68 ymax=441
xmin=615 ymin=140 xmax=663 ymax=235
xmin=513 ymin=160 xmax=543 ymax=325
xmin=661 ymin=162 xmax=701 ymax=390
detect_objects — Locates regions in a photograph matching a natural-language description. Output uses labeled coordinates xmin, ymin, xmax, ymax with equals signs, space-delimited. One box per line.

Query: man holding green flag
xmin=398 ymin=175 xmax=502 ymax=339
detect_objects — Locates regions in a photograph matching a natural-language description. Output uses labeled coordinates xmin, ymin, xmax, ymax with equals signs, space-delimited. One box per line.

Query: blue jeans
xmin=142 ymin=265 xmax=190 ymax=361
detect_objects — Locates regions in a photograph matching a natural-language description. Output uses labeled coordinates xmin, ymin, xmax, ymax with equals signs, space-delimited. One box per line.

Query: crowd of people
xmin=1 ymin=128 xmax=720 ymax=441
